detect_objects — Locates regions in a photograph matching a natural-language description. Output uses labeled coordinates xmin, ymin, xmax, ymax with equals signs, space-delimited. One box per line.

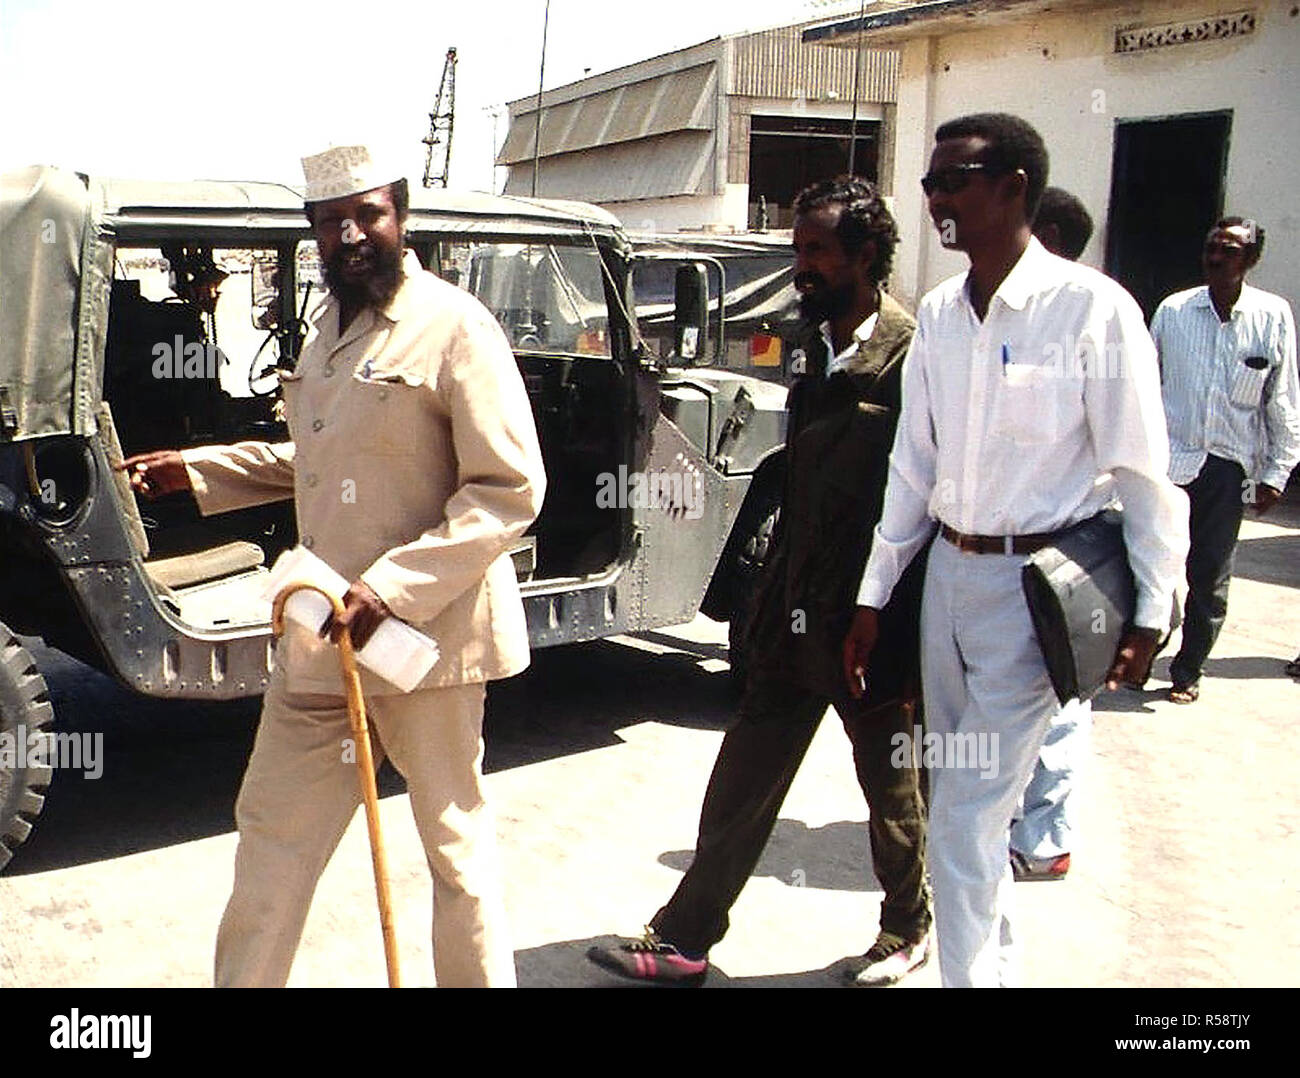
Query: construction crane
xmin=422 ymin=47 xmax=457 ymax=188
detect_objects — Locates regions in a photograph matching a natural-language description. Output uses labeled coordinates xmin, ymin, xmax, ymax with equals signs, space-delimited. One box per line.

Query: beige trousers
xmin=215 ymin=674 xmax=515 ymax=987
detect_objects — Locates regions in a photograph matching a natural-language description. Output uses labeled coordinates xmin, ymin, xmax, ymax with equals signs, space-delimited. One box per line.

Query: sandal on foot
xmin=1168 ymin=682 xmax=1200 ymax=704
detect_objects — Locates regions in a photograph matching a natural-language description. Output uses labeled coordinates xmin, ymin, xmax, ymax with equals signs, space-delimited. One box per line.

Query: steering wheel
xmin=248 ymin=330 xmax=285 ymax=396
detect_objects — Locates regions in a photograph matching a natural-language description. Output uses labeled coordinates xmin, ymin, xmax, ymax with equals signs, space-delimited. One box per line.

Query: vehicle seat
xmin=143 ymin=541 xmax=266 ymax=590
xmin=95 ymin=401 xmax=265 ymax=592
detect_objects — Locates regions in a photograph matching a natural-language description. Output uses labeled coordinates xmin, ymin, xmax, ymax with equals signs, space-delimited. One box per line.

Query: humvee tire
xmin=0 ymin=625 xmax=55 ymax=871
xmin=726 ymin=488 xmax=782 ymax=689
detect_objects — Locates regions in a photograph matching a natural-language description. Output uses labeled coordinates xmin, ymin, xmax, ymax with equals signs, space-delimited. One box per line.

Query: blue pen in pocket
xmin=1001 ymin=342 xmax=1010 ymax=375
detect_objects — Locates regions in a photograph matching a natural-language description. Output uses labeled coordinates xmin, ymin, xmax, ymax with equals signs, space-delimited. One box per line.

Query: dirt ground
xmin=2 ymin=498 xmax=1296 ymax=990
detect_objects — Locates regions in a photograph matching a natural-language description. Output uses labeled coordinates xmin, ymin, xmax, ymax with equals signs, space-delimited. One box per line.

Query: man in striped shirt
xmin=1152 ymin=218 xmax=1300 ymax=704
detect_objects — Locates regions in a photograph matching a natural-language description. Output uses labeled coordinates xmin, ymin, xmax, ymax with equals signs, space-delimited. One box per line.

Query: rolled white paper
xmin=260 ymin=546 xmax=440 ymax=691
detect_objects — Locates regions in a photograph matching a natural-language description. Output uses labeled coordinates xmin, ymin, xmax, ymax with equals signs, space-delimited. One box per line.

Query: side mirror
xmin=673 ymin=263 xmax=708 ymax=364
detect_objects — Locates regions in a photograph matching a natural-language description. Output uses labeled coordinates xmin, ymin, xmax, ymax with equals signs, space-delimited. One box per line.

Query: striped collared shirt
xmin=1151 ymin=284 xmax=1300 ymax=490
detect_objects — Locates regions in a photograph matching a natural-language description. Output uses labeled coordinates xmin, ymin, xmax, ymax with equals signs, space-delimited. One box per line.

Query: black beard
xmin=796 ymin=277 xmax=855 ymax=323
xmin=323 ymin=242 xmax=404 ymax=311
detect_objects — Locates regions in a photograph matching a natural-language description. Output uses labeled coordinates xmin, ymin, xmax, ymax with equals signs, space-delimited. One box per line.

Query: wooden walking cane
xmin=271 ymin=583 xmax=401 ymax=988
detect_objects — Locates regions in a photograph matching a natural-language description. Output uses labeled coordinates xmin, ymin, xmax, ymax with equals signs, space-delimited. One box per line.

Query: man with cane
xmin=124 ymin=144 xmax=545 ymax=987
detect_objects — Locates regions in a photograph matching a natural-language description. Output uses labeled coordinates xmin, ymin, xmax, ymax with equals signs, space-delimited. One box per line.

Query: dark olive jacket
xmin=745 ymin=291 xmax=927 ymax=706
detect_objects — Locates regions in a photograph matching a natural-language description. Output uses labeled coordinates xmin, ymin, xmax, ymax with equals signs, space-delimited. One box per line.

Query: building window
xmin=747 ymin=115 xmax=880 ymax=230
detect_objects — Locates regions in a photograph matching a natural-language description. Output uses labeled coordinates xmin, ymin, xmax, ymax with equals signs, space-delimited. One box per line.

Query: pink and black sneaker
xmin=587 ymin=928 xmax=708 ymax=986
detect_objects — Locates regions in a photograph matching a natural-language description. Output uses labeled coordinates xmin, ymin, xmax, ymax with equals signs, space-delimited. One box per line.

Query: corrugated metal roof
xmin=731 ymin=23 xmax=898 ymax=101
xmin=498 ymin=64 xmax=716 ymax=166
xmin=502 ymin=131 xmax=714 ymax=203
xmin=536 ymin=98 xmax=586 ymax=158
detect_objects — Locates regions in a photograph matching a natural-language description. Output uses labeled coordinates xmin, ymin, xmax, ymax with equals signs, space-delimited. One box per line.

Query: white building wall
xmin=885 ymin=0 xmax=1300 ymax=317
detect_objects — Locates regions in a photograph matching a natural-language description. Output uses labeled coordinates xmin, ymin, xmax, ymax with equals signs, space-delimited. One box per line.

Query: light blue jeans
xmin=1011 ymin=698 xmax=1090 ymax=859
xmin=921 ymin=536 xmax=1059 ymax=987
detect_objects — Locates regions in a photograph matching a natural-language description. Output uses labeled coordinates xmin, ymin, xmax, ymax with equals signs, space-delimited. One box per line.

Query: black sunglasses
xmin=920 ymin=162 xmax=1003 ymax=196
xmin=1203 ymin=239 xmax=1247 ymax=256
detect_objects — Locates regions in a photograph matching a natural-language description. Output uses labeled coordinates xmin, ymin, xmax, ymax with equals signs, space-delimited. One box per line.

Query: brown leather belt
xmin=939 ymin=523 xmax=1062 ymax=555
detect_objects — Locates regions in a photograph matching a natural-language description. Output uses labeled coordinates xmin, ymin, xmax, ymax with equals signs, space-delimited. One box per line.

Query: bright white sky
xmin=0 ymin=0 xmax=863 ymax=192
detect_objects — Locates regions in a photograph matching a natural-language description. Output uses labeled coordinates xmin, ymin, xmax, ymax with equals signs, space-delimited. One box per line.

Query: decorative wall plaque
xmin=1115 ymin=11 xmax=1256 ymax=53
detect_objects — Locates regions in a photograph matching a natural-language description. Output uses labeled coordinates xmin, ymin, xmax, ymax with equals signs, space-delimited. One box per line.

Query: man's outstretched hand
xmin=119 ymin=450 xmax=192 ymax=499
xmin=1105 ymin=626 xmax=1162 ymax=691
xmin=322 ymin=581 xmax=393 ymax=650
xmin=843 ymin=606 xmax=880 ymax=699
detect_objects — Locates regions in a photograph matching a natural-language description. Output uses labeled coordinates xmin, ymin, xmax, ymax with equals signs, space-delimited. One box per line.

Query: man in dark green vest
xmin=587 ymin=178 xmax=931 ymax=987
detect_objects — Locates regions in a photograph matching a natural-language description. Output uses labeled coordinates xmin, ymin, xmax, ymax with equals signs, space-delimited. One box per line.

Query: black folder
xmin=1021 ymin=510 xmax=1175 ymax=704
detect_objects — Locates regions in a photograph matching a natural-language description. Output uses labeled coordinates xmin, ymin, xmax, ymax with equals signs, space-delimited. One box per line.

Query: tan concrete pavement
xmin=2 ymin=499 xmax=1296 ymax=988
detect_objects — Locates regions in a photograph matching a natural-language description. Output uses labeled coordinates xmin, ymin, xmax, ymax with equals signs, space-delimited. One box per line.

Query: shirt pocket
xmin=348 ymin=369 xmax=428 ymax=455
xmin=1228 ymin=356 xmax=1269 ymax=408
xmin=993 ymin=363 xmax=1067 ymax=444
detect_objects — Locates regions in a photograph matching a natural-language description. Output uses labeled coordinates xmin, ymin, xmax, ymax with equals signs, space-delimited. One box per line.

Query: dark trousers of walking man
xmin=1170 ymin=454 xmax=1247 ymax=687
xmin=651 ymin=674 xmax=929 ymax=956
xmin=586 ymin=275 xmax=932 ymax=986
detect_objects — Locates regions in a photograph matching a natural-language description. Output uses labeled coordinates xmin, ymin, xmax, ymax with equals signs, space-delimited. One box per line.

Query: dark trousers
xmin=650 ymin=673 xmax=931 ymax=956
xmin=1171 ymin=454 xmax=1247 ymax=687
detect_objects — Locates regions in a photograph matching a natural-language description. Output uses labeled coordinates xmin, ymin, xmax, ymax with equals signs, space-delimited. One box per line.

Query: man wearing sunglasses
xmin=843 ymin=113 xmax=1188 ymax=986
xmin=1152 ymin=219 xmax=1300 ymax=705
xmin=1005 ymin=187 xmax=1098 ymax=886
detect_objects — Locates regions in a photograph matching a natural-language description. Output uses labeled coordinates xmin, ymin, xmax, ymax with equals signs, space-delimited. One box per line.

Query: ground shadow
xmin=1234 ymin=532 xmax=1300 ymax=589
xmin=5 ymin=630 xmax=736 ymax=875
xmin=1093 ymin=685 xmax=1170 ymax=715
xmin=1201 ymin=655 xmax=1300 ymax=680
xmin=636 ymin=630 xmax=731 ymax=665
xmin=1085 ymin=653 xmax=1296 ymax=716
xmin=658 ymin=817 xmax=879 ymax=893
xmin=1089 ymin=654 xmax=1177 ymax=715
xmin=484 ymin=637 xmax=736 ymax=773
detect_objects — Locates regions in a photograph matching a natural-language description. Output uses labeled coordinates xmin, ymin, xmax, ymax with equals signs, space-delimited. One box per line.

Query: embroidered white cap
xmin=300 ymin=144 xmax=405 ymax=204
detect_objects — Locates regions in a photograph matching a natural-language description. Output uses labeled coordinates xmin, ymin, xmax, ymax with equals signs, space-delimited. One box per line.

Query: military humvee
xmin=0 ymin=167 xmax=788 ymax=867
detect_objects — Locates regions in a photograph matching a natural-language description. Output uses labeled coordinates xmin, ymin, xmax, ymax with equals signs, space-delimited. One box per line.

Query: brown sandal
xmin=1168 ymin=682 xmax=1200 ymax=704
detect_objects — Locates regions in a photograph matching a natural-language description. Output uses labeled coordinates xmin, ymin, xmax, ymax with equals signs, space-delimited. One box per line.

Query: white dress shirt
xmin=1151 ymin=284 xmax=1300 ymax=491
xmin=820 ymin=311 xmax=879 ymax=376
xmin=856 ymin=237 xmax=1188 ymax=630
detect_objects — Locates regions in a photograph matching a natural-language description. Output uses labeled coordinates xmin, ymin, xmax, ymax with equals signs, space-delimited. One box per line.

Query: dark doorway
xmin=1105 ymin=111 xmax=1231 ymax=319
xmin=748 ymin=115 xmax=879 ymax=230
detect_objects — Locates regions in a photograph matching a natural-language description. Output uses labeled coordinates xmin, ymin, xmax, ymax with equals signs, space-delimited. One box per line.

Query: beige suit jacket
xmin=181 ymin=262 xmax=546 ymax=694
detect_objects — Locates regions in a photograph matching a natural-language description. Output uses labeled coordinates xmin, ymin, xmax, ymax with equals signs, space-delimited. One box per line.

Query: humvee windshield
xmin=100 ymin=232 xmax=626 ymax=635
xmin=293 ymin=240 xmax=613 ymax=359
